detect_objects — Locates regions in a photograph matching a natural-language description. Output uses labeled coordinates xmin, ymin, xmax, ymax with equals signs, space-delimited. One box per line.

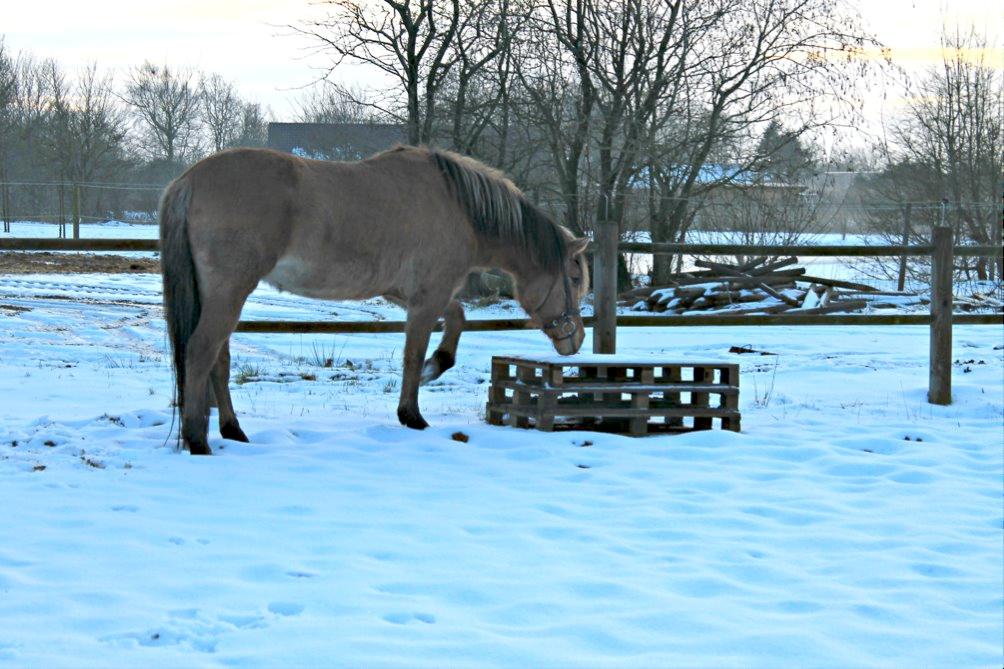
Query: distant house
xmin=266 ymin=122 xmax=407 ymax=161
xmin=623 ymin=164 xmax=805 ymax=232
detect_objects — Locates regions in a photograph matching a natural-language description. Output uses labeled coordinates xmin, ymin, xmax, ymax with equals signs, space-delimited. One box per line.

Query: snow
xmin=0 ymin=220 xmax=159 ymax=239
xmin=0 ymin=224 xmax=1001 ymax=667
xmin=1 ymin=275 xmax=1002 ymax=668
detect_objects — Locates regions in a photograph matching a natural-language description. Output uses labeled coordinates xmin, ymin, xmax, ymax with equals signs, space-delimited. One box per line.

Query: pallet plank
xmin=486 ymin=356 xmax=741 ymax=436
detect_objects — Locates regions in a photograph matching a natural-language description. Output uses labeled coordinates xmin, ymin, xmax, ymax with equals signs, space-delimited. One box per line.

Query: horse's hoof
xmin=187 ymin=442 xmax=212 ymax=456
xmin=220 ymin=422 xmax=250 ymax=443
xmin=398 ymin=406 xmax=430 ymax=430
xmin=420 ymin=350 xmax=455 ymax=385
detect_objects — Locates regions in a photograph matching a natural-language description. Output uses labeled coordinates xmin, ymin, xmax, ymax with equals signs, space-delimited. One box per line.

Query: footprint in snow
xmin=382 ymin=612 xmax=436 ymax=625
xmin=268 ymin=602 xmax=305 ymax=616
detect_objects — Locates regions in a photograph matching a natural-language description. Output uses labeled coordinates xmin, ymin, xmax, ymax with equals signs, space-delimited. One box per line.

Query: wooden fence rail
xmin=233 ymin=313 xmax=997 ymax=334
xmin=2 ymin=235 xmax=1000 ymax=406
xmin=1 ymin=237 xmax=1000 ymax=258
xmin=617 ymin=242 xmax=1001 ymax=258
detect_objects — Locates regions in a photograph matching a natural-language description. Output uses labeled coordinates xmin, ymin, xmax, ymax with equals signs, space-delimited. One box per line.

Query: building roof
xmin=266 ymin=122 xmax=407 ymax=160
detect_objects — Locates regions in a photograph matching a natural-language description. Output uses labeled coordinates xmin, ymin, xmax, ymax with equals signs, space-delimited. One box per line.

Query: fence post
xmin=72 ymin=183 xmax=81 ymax=240
xmin=0 ymin=177 xmax=9 ymax=233
xmin=593 ymin=218 xmax=618 ymax=353
xmin=58 ymin=181 xmax=66 ymax=238
xmin=897 ymin=203 xmax=911 ymax=291
xmin=928 ymin=225 xmax=953 ymax=405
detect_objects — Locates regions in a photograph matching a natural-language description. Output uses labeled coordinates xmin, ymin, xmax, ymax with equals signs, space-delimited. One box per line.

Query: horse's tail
xmin=159 ymin=177 xmax=198 ymax=413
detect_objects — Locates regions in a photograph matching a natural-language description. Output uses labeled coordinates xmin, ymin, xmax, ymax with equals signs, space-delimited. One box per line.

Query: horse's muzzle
xmin=544 ymin=313 xmax=584 ymax=355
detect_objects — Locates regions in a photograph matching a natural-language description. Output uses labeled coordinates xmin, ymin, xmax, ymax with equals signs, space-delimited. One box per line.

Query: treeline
xmin=295 ymin=1 xmax=1000 ymax=283
xmin=0 ymin=38 xmax=267 ymax=227
xmin=854 ymin=28 xmax=1002 ymax=281
xmin=294 ymin=0 xmax=877 ymax=284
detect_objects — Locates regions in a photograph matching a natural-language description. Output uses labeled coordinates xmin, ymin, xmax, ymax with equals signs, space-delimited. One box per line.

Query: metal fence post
xmin=72 ymin=183 xmax=81 ymax=240
xmin=897 ymin=203 xmax=911 ymax=291
xmin=928 ymin=225 xmax=953 ymax=405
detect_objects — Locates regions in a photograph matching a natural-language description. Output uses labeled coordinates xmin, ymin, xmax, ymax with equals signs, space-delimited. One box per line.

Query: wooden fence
xmin=1 ymin=235 xmax=1000 ymax=406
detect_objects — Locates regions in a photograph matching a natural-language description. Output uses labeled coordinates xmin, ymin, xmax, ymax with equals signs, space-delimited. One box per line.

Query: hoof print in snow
xmin=383 ymin=612 xmax=436 ymax=625
xmin=267 ymin=602 xmax=305 ymax=617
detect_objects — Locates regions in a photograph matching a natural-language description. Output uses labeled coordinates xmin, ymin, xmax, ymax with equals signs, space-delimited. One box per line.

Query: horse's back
xmin=175 ymin=146 xmax=474 ymax=301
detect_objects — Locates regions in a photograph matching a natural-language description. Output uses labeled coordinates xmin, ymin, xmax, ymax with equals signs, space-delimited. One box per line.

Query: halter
xmin=534 ymin=267 xmax=580 ymax=342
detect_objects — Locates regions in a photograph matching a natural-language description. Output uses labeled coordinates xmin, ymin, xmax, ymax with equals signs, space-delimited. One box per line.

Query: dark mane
xmin=429 ymin=148 xmax=567 ymax=269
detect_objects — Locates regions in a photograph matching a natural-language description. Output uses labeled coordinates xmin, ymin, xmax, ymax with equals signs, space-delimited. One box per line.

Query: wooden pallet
xmin=486 ymin=355 xmax=740 ymax=435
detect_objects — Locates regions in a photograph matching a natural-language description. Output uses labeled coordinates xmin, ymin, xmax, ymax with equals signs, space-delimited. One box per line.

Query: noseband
xmin=535 ymin=269 xmax=580 ymax=342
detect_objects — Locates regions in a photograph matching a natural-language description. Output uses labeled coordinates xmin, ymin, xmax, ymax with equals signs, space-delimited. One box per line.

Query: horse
xmin=159 ymin=145 xmax=590 ymax=455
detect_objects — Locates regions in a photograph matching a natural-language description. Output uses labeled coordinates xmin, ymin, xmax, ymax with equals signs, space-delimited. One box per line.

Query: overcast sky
xmin=3 ymin=0 xmax=1001 ymax=121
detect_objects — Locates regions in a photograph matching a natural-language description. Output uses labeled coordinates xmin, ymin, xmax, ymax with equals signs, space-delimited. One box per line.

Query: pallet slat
xmin=500 ymin=405 xmax=738 ymax=419
xmin=491 ymin=380 xmax=738 ymax=395
xmin=486 ymin=356 xmax=741 ymax=436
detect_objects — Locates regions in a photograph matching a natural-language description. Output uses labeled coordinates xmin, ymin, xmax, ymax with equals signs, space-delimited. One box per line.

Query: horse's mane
xmin=425 ymin=147 xmax=568 ymax=270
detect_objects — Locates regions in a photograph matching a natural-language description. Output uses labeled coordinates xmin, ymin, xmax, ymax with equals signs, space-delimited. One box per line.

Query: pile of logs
xmin=954 ymin=291 xmax=1004 ymax=312
xmin=620 ymin=256 xmax=919 ymax=316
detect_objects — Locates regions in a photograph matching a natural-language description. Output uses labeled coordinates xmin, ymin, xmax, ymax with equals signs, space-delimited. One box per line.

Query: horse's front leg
xmin=398 ymin=305 xmax=441 ymax=429
xmin=421 ymin=299 xmax=465 ymax=385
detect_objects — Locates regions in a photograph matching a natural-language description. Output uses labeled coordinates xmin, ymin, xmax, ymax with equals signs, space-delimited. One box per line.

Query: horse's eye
xmin=572 ymin=276 xmax=581 ymax=286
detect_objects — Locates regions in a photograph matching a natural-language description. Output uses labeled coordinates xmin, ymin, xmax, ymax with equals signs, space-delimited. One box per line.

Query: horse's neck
xmin=477 ymin=242 xmax=543 ymax=285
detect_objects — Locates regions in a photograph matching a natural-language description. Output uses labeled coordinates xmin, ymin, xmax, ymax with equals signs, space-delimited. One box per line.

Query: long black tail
xmin=159 ymin=178 xmax=198 ymax=412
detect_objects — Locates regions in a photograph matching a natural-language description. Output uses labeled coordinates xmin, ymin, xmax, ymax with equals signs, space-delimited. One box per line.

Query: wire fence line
xmin=3 ymin=180 xmax=1001 ymax=207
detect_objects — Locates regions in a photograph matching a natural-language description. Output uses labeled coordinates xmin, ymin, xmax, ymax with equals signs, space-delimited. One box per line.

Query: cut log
xmin=795 ymin=299 xmax=868 ymax=315
xmin=692 ymin=259 xmax=803 ymax=307
xmin=797 ymin=275 xmax=879 ymax=292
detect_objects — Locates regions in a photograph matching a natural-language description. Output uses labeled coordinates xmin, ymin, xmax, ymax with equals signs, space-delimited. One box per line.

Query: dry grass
xmin=0 ymin=252 xmax=159 ymax=274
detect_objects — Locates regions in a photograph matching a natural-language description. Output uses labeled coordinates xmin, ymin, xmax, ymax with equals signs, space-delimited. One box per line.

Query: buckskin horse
xmin=160 ymin=146 xmax=589 ymax=455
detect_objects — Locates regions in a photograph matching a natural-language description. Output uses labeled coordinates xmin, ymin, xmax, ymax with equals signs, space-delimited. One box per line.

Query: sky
xmin=2 ymin=0 xmax=1002 ymax=121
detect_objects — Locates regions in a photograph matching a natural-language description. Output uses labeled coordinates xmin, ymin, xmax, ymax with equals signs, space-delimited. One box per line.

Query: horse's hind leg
xmin=211 ymin=339 xmax=249 ymax=442
xmin=182 ymin=297 xmax=247 ymax=455
xmin=421 ymin=299 xmax=465 ymax=385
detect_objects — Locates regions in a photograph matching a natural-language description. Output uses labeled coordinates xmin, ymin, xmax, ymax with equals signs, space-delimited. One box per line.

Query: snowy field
xmin=0 ymin=265 xmax=1001 ymax=668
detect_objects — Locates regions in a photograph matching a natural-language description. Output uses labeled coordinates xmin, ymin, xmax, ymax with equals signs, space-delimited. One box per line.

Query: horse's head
xmin=519 ymin=236 xmax=590 ymax=355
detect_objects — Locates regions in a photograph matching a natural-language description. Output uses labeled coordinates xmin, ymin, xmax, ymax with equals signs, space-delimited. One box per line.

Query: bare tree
xmin=512 ymin=7 xmax=595 ymax=236
xmin=440 ymin=0 xmax=521 ymax=153
xmin=200 ymin=73 xmax=243 ymax=152
xmin=537 ymin=0 xmax=690 ymax=349
xmin=645 ymin=0 xmax=878 ymax=285
xmin=296 ymin=84 xmax=379 ymax=124
xmin=237 ymin=101 xmax=268 ymax=147
xmin=54 ymin=65 xmax=126 ymax=184
xmin=895 ymin=27 xmax=1002 ymax=280
xmin=122 ymin=62 xmax=202 ymax=164
xmin=296 ymin=0 xmax=461 ymax=144
xmin=3 ymin=53 xmax=60 ymax=227
xmin=0 ymin=39 xmax=16 ymax=231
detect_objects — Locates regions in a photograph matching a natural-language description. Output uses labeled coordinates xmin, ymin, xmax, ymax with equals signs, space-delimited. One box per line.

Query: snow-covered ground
xmin=1 ymin=220 xmax=160 ymax=239
xmin=0 ymin=266 xmax=1001 ymax=668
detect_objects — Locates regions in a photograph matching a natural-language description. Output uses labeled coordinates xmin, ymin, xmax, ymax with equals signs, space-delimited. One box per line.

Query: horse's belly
xmin=263 ymin=255 xmax=381 ymax=300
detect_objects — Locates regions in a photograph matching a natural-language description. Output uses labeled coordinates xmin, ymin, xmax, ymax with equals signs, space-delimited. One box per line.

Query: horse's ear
xmin=567 ymin=236 xmax=590 ymax=257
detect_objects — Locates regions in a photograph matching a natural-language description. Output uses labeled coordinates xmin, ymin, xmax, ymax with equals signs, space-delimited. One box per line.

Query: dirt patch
xmin=0 ymin=252 xmax=159 ymax=274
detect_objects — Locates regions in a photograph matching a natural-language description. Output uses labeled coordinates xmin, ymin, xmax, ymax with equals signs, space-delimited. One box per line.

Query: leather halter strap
xmin=534 ymin=267 xmax=580 ymax=342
